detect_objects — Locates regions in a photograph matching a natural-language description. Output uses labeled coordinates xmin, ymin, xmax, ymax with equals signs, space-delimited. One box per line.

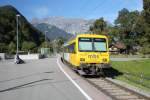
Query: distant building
xmin=109 ymin=42 xmax=126 ymax=54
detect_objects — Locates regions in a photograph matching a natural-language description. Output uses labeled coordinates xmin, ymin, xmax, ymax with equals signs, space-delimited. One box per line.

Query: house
xmin=109 ymin=42 xmax=126 ymax=54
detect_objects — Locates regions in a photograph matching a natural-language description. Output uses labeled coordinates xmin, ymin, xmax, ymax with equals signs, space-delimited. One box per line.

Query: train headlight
xmin=80 ymin=58 xmax=85 ymax=62
xmin=102 ymin=58 xmax=107 ymax=62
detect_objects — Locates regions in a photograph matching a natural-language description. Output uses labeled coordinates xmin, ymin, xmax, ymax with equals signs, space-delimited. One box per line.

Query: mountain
xmin=31 ymin=16 xmax=94 ymax=34
xmin=0 ymin=5 xmax=44 ymax=52
xmin=35 ymin=23 xmax=73 ymax=41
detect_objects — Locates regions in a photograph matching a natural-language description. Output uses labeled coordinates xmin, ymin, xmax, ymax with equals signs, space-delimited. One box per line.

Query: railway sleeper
xmin=86 ymin=79 xmax=149 ymax=100
xmin=102 ymin=87 xmax=119 ymax=90
xmin=97 ymin=84 xmax=117 ymax=88
xmin=89 ymin=79 xmax=106 ymax=83
xmin=110 ymin=92 xmax=131 ymax=96
xmin=97 ymin=84 xmax=118 ymax=88
xmin=107 ymin=89 xmax=127 ymax=93
xmin=92 ymin=80 xmax=108 ymax=83
xmin=116 ymin=95 xmax=139 ymax=100
xmin=111 ymin=93 xmax=135 ymax=97
xmin=93 ymin=82 xmax=111 ymax=85
xmin=107 ymin=89 xmax=126 ymax=93
xmin=126 ymin=99 xmax=145 ymax=100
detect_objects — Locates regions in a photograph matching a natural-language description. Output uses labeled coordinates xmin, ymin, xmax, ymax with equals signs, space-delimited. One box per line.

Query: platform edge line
xmin=57 ymin=58 xmax=93 ymax=100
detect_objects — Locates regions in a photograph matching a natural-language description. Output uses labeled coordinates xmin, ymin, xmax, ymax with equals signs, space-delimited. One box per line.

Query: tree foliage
xmin=90 ymin=17 xmax=107 ymax=34
xmin=142 ymin=0 xmax=150 ymax=54
xmin=91 ymin=1 xmax=150 ymax=54
xmin=0 ymin=5 xmax=45 ymax=53
xmin=52 ymin=37 xmax=65 ymax=53
xmin=114 ymin=9 xmax=140 ymax=51
xmin=22 ymin=41 xmax=36 ymax=52
xmin=8 ymin=42 xmax=16 ymax=54
xmin=0 ymin=43 xmax=7 ymax=53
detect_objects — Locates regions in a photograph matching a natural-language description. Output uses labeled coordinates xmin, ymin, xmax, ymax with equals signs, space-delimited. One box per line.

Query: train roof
xmin=77 ymin=34 xmax=107 ymax=38
xmin=63 ymin=33 xmax=107 ymax=46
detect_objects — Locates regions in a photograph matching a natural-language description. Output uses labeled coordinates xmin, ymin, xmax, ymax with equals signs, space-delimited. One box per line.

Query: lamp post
xmin=14 ymin=14 xmax=21 ymax=64
xmin=16 ymin=14 xmax=20 ymax=54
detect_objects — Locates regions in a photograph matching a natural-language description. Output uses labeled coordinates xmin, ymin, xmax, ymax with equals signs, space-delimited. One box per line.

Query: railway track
xmin=85 ymin=77 xmax=150 ymax=100
xmin=62 ymin=59 xmax=149 ymax=100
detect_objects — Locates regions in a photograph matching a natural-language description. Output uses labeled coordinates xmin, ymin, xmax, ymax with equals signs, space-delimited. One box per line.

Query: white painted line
xmin=57 ymin=58 xmax=93 ymax=100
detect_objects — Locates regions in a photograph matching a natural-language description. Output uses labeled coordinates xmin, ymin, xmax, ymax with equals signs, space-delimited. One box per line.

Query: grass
xmin=116 ymin=76 xmax=150 ymax=92
xmin=110 ymin=54 xmax=150 ymax=58
xmin=111 ymin=59 xmax=150 ymax=92
xmin=111 ymin=59 xmax=150 ymax=76
xmin=110 ymin=54 xmax=142 ymax=58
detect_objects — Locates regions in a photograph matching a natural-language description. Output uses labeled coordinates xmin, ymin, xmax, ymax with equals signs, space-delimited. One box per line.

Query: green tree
xmin=90 ymin=17 xmax=107 ymax=34
xmin=115 ymin=8 xmax=130 ymax=28
xmin=8 ymin=42 xmax=16 ymax=54
xmin=41 ymin=41 xmax=49 ymax=48
xmin=108 ymin=26 xmax=120 ymax=43
xmin=141 ymin=0 xmax=150 ymax=54
xmin=22 ymin=41 xmax=36 ymax=52
xmin=0 ymin=5 xmax=45 ymax=53
xmin=0 ymin=43 xmax=7 ymax=52
xmin=41 ymin=41 xmax=53 ymax=52
xmin=52 ymin=37 xmax=65 ymax=53
xmin=114 ymin=8 xmax=140 ymax=53
xmin=115 ymin=8 xmax=140 ymax=35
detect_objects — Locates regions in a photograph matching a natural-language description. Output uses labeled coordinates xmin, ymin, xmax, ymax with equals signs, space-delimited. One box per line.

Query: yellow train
xmin=62 ymin=34 xmax=110 ymax=75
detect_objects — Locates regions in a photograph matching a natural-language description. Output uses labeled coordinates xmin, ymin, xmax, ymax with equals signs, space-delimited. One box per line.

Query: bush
xmin=8 ymin=42 xmax=16 ymax=54
xmin=22 ymin=41 xmax=36 ymax=52
xmin=0 ymin=43 xmax=8 ymax=53
xmin=140 ymin=43 xmax=150 ymax=54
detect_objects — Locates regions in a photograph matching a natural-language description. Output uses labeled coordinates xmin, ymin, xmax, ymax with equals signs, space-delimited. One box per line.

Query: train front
xmin=77 ymin=35 xmax=110 ymax=75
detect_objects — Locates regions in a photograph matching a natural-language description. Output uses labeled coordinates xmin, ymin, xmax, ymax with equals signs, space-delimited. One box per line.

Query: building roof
xmin=110 ymin=42 xmax=126 ymax=49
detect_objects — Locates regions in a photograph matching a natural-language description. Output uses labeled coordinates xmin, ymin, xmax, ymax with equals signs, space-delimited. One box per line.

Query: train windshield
xmin=93 ymin=38 xmax=107 ymax=52
xmin=78 ymin=38 xmax=107 ymax=52
xmin=79 ymin=38 xmax=93 ymax=51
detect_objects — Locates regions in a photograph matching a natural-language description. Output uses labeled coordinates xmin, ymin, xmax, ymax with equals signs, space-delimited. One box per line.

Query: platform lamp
xmin=14 ymin=14 xmax=20 ymax=63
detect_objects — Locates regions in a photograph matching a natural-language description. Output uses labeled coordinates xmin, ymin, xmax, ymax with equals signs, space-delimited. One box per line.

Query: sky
xmin=0 ymin=0 xmax=143 ymax=23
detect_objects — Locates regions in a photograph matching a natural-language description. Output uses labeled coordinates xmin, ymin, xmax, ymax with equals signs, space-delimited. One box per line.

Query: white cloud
xmin=33 ymin=6 xmax=49 ymax=18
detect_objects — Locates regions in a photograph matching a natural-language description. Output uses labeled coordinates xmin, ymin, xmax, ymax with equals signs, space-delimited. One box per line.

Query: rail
xmin=62 ymin=58 xmax=150 ymax=100
xmin=86 ymin=77 xmax=150 ymax=100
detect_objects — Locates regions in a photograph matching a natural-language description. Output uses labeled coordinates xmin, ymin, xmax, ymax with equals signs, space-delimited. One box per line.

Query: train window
xmin=79 ymin=38 xmax=92 ymax=51
xmin=94 ymin=38 xmax=107 ymax=52
xmin=78 ymin=38 xmax=107 ymax=52
xmin=68 ymin=43 xmax=76 ymax=53
xmin=64 ymin=47 xmax=68 ymax=52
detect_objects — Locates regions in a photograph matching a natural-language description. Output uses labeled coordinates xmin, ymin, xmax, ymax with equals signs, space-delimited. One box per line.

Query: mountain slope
xmin=0 ymin=5 xmax=44 ymax=52
xmin=35 ymin=23 xmax=73 ymax=41
xmin=31 ymin=16 xmax=94 ymax=34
